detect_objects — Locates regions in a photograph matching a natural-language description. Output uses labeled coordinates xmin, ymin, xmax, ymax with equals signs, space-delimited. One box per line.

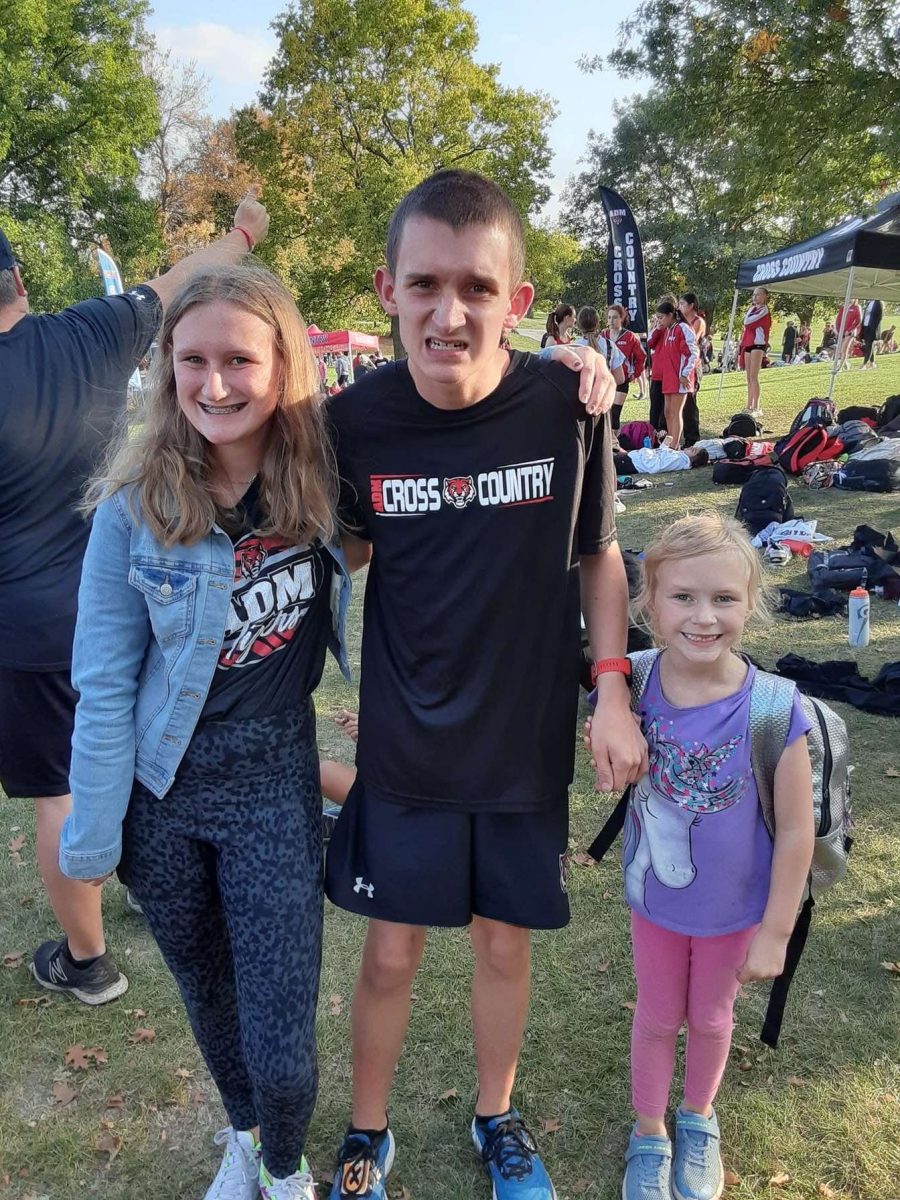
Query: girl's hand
xmin=737 ymin=926 xmax=788 ymax=983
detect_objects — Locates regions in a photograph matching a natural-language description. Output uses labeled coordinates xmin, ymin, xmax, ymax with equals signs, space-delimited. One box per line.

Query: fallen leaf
xmin=769 ymin=1170 xmax=791 ymax=1186
xmin=572 ymin=1180 xmax=593 ymax=1194
xmin=737 ymin=1059 xmax=753 ymax=1072
xmin=51 ymin=1081 xmax=77 ymax=1106
xmin=788 ymin=1075 xmax=807 ymax=1087
xmin=437 ymin=1088 xmax=458 ymax=1103
xmin=387 ymin=1187 xmax=411 ymax=1200
xmin=328 ymin=993 xmax=343 ymax=1016
xmin=620 ymin=1000 xmax=636 ymax=1011
xmin=189 ymin=1088 xmax=204 ymax=1109
xmin=129 ymin=1027 xmax=156 ymax=1044
xmin=540 ymin=1116 xmax=561 ymax=1134
xmin=86 ymin=1045 xmax=108 ymax=1065
xmin=105 ymin=1094 xmax=125 ymax=1110
xmin=818 ymin=1185 xmax=838 ymax=1199
xmin=596 ymin=961 xmax=610 ymax=973
xmin=724 ymin=1167 xmax=742 ymax=1185
xmin=159 ymin=1129 xmax=168 ymax=1142
xmin=2 ymin=952 xmax=24 ymax=968
xmin=885 ymin=766 xmax=900 ymax=778
xmin=65 ymin=1045 xmax=92 ymax=1070
xmin=17 ymin=995 xmax=50 ymax=1008
xmin=94 ymin=1131 xmax=122 ymax=1164
xmin=881 ymin=961 xmax=900 ymax=975
xmin=131 ymin=1008 xmax=148 ymax=1019
xmin=19 ymin=894 xmax=33 ymax=906
xmin=570 ymin=852 xmax=595 ymax=868
xmin=8 ymin=834 xmax=26 ymax=856
xmin=173 ymin=1067 xmax=193 ymax=1079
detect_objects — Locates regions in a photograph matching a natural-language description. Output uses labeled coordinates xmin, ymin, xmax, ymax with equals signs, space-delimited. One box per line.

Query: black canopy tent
xmin=718 ymin=193 xmax=900 ymax=402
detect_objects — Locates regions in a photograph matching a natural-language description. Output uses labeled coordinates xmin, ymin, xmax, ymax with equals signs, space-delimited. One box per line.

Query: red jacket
xmin=836 ymin=303 xmax=861 ymax=335
xmin=603 ymin=328 xmax=646 ymax=381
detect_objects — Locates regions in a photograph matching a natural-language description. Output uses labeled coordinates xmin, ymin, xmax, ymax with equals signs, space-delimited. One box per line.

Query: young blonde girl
xmin=60 ymin=264 xmax=351 ymax=1200
xmin=589 ymin=513 xmax=814 ymax=1200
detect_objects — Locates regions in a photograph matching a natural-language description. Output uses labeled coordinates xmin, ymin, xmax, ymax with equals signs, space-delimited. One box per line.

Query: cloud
xmin=153 ymin=23 xmax=277 ymax=97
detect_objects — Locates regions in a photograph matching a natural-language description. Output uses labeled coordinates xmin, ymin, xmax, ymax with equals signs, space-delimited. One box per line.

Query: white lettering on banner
xmin=751 ymin=246 xmax=825 ymax=283
xmin=611 ymin=230 xmax=640 ymax=322
xmin=371 ymin=459 xmax=555 ymax=516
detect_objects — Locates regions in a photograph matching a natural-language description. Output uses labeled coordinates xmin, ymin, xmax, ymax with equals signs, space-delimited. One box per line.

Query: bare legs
xmin=34 ymin=794 xmax=106 ymax=960
xmin=663 ymin=394 xmax=687 ymax=450
xmin=745 ymin=349 xmax=764 ymax=412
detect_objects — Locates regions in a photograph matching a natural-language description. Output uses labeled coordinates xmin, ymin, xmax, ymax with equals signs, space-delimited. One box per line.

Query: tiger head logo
xmin=442 ymin=475 xmax=476 ymax=509
xmin=238 ymin=539 xmax=268 ymax=580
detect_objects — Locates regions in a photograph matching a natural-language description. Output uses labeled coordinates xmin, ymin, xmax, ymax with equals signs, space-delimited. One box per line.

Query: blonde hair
xmin=633 ymin=512 xmax=771 ymax=641
xmin=86 ymin=264 xmax=337 ymax=548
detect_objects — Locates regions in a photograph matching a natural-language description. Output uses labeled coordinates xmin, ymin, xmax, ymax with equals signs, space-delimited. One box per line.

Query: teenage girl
xmin=574 ymin=305 xmax=627 ymax=426
xmin=739 ymin=287 xmax=771 ymax=413
xmin=836 ymin=297 xmax=862 ymax=371
xmin=677 ymin=293 xmax=705 ymax=445
xmin=587 ymin=513 xmax=814 ymax=1200
xmin=603 ymin=305 xmax=647 ymax=432
xmin=59 ymin=264 xmax=351 ymax=1200
xmin=652 ymin=301 xmax=699 ymax=450
xmin=541 ymin=302 xmax=575 ymax=347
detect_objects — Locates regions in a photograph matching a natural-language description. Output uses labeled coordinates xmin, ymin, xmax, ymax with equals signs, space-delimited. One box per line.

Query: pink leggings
xmin=630 ymin=910 xmax=758 ymax=1118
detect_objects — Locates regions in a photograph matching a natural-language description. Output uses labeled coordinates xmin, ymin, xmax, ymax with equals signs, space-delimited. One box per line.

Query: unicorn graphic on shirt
xmin=623 ymin=717 xmax=746 ymax=907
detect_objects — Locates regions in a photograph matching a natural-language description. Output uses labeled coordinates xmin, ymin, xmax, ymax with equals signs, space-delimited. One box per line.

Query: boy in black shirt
xmin=325 ymin=170 xmax=647 ymax=1200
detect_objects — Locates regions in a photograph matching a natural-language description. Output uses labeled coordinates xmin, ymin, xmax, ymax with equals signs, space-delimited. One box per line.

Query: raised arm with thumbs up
xmin=142 ymin=186 xmax=271 ymax=312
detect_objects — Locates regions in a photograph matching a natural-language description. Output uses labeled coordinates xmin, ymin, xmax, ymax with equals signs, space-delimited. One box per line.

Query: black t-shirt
xmin=0 ymin=286 xmax=161 ymax=669
xmin=329 ymin=351 xmax=616 ymax=813
xmin=200 ymin=482 xmax=332 ymax=722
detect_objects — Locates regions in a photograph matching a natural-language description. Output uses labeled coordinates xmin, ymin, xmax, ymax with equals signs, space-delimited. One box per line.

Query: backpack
xmin=773 ymin=426 xmax=845 ymax=474
xmin=618 ymin=420 xmax=656 ymax=451
xmin=712 ymin=459 xmax=758 ymax=485
xmin=834 ymin=457 xmax=900 ymax=493
xmin=735 ymin=466 xmax=794 ymax=532
xmin=587 ymin=649 xmax=852 ymax=1047
xmin=879 ymin=394 xmax=900 ymax=429
xmin=788 ymin=397 xmax=836 ymax=434
xmin=835 ymin=420 xmax=879 ymax=455
xmin=723 ymin=412 xmax=762 ymax=438
xmin=836 ymin=404 xmax=881 ymax=425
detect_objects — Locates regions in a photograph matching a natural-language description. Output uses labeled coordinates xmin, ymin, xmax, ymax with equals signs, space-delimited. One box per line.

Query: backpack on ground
xmin=712 ymin=459 xmax=758 ymax=485
xmin=723 ymin=411 xmax=762 ymax=438
xmin=618 ymin=420 xmax=656 ymax=451
xmin=835 ymin=420 xmax=879 ymax=455
xmin=788 ymin=397 xmax=836 ymax=434
xmin=735 ymin=466 xmax=794 ymax=533
xmin=834 ymin=457 xmax=900 ymax=492
xmin=836 ymin=404 xmax=881 ymax=426
xmin=587 ymin=648 xmax=852 ymax=1048
xmin=774 ymin=426 xmax=845 ymax=474
xmin=879 ymin=394 xmax=900 ymax=429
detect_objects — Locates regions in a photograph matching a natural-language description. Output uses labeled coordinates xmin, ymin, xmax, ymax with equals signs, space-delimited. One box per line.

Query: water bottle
xmin=848 ymin=578 xmax=870 ymax=648
xmin=643 ymin=436 xmax=653 ymax=448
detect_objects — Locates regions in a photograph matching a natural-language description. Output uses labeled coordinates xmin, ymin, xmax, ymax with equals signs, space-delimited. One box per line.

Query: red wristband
xmin=590 ymin=657 xmax=632 ymax=685
xmin=232 ymin=225 xmax=255 ymax=251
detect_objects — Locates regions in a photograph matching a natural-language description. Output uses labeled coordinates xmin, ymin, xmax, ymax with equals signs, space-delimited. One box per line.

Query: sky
xmin=147 ymin=0 xmax=651 ymax=223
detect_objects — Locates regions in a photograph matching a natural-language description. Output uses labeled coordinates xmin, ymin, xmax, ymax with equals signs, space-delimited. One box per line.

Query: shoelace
xmin=211 ymin=1129 xmax=256 ymax=1195
xmin=479 ymin=1115 xmax=538 ymax=1182
xmin=682 ymin=1126 xmax=714 ymax=1169
xmin=261 ymin=1171 xmax=317 ymax=1199
xmin=634 ymin=1149 xmax=669 ymax=1190
xmin=337 ymin=1134 xmax=379 ymax=1191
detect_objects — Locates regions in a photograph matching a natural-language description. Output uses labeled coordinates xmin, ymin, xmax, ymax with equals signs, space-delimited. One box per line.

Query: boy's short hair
xmin=386 ymin=169 xmax=526 ymax=286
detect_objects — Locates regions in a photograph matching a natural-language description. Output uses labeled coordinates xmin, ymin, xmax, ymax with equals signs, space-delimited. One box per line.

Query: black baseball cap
xmin=0 ymin=230 xmax=20 ymax=272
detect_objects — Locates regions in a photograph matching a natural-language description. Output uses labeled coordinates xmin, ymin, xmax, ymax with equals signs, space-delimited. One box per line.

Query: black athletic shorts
xmin=325 ymin=781 xmax=571 ymax=929
xmin=615 ymin=380 xmax=630 ymax=398
xmin=0 ymin=667 xmax=77 ymax=798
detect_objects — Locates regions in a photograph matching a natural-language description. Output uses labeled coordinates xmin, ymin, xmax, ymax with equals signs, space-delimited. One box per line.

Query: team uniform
xmin=655 ymin=321 xmax=699 ymax=395
xmin=0 ymin=285 xmax=160 ymax=798
xmin=738 ymin=304 xmax=771 ymax=368
xmin=325 ymin=351 xmax=616 ymax=930
xmin=603 ymin=327 xmax=647 ymax=397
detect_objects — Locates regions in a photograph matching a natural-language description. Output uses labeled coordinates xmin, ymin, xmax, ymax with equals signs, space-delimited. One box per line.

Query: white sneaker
xmin=259 ymin=1157 xmax=317 ymax=1199
xmin=205 ymin=1128 xmax=261 ymax=1200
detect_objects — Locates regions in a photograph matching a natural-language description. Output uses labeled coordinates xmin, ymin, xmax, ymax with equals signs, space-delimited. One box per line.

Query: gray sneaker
xmin=31 ymin=938 xmax=128 ymax=1005
xmin=672 ymin=1107 xmax=724 ymax=1200
xmin=205 ymin=1128 xmax=261 ymax=1200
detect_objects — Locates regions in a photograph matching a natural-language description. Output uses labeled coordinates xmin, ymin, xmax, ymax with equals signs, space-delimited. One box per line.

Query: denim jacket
xmin=60 ymin=487 xmax=351 ymax=881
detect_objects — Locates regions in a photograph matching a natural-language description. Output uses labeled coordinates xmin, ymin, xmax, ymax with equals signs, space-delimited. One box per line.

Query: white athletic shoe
xmin=205 ymin=1128 xmax=261 ymax=1200
xmin=259 ymin=1157 xmax=317 ymax=1199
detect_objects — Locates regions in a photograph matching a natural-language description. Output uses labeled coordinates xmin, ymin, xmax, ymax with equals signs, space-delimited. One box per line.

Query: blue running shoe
xmin=471 ymin=1109 xmax=557 ymax=1199
xmin=329 ymin=1129 xmax=395 ymax=1199
xmin=622 ymin=1126 xmax=672 ymax=1200
xmin=672 ymin=1108 xmax=724 ymax=1200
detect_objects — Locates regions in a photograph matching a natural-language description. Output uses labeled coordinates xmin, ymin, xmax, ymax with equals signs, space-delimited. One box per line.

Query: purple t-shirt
xmin=624 ymin=657 xmax=811 ymax=936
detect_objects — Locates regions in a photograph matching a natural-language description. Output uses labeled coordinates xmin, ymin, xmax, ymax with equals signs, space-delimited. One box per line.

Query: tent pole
xmin=828 ymin=267 xmax=856 ymax=402
xmin=717 ymin=288 xmax=740 ymax=407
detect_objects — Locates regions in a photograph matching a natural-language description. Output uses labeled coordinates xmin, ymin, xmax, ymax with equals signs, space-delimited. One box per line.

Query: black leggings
xmin=118 ymin=704 xmax=324 ymax=1178
xmin=862 ymin=332 xmax=877 ymax=364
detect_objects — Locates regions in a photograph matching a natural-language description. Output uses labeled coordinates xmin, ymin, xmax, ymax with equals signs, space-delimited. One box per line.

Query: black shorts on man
xmin=0 ymin=667 xmax=78 ymax=797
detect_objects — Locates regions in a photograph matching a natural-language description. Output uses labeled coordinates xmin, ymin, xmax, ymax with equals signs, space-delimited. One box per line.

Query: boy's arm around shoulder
xmin=738 ymin=734 xmax=815 ymax=983
xmin=60 ymin=493 xmax=153 ymax=881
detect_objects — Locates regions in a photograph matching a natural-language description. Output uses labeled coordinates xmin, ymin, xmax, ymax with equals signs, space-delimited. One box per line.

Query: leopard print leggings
xmin=118 ymin=701 xmax=323 ymax=1177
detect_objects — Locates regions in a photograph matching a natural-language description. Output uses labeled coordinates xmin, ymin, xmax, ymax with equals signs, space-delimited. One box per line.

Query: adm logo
xmin=442 ymin=475 xmax=476 ymax=509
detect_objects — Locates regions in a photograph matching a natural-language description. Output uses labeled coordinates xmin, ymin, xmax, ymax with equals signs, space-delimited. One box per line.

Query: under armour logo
xmin=353 ymin=876 xmax=375 ymax=899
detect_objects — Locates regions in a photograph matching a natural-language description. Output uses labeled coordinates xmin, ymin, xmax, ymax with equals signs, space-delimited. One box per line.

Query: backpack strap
xmin=761 ymin=893 xmax=814 ymax=1048
xmin=586 ymin=649 xmax=659 ymax=863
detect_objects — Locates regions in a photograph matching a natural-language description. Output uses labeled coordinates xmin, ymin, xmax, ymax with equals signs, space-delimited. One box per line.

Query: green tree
xmin=0 ymin=0 xmax=160 ymax=309
xmin=525 ymin=225 xmax=582 ymax=310
xmin=236 ymin=0 xmax=556 ymax=342
xmin=567 ymin=1 xmax=900 ymax=320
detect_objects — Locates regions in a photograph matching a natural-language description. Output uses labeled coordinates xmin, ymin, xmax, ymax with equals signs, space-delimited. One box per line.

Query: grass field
xmin=1 ymin=357 xmax=899 ymax=1199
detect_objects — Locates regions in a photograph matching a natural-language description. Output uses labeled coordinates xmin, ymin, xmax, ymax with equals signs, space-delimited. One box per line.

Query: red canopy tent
xmin=305 ymin=324 xmax=381 ymax=356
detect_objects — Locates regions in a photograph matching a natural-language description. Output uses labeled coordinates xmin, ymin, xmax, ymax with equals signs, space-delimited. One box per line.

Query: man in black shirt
xmin=325 ymin=171 xmax=647 ymax=1200
xmin=0 ymin=191 xmax=269 ymax=1005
